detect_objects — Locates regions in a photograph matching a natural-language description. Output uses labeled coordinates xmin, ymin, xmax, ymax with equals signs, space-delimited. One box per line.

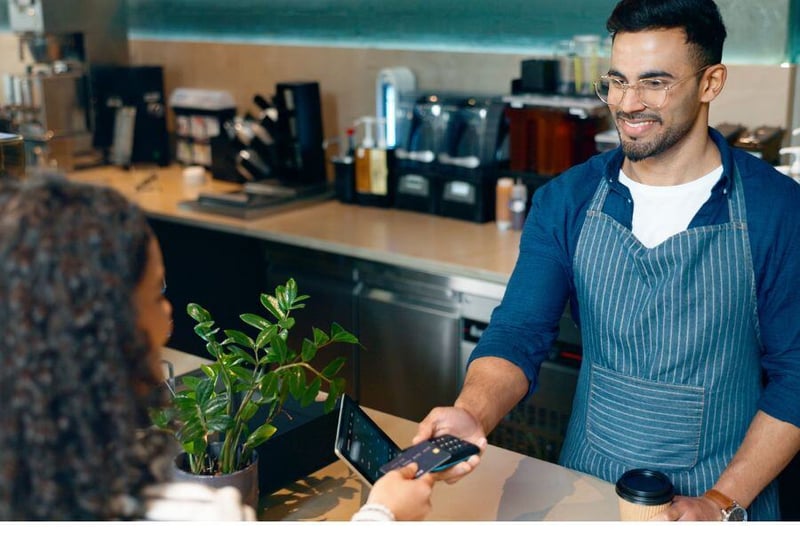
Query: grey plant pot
xmin=171 ymin=445 xmax=260 ymax=512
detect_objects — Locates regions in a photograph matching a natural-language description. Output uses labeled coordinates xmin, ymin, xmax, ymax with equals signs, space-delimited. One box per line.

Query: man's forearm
xmin=454 ymin=356 xmax=529 ymax=436
xmin=713 ymin=410 xmax=800 ymax=508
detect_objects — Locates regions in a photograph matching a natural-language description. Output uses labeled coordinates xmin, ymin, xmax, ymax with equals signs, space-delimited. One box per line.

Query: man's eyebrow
xmin=606 ymin=68 xmax=676 ymax=80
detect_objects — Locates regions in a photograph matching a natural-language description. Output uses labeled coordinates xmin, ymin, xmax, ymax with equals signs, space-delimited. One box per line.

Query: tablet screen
xmin=334 ymin=394 xmax=401 ymax=485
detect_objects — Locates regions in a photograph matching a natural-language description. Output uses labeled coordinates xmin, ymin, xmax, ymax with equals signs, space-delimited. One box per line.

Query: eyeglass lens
xmin=594 ymin=79 xmax=668 ymax=109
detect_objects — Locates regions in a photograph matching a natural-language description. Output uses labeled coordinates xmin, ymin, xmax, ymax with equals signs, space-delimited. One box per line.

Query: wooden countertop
xmin=69 ymin=165 xmax=521 ymax=287
xmin=160 ymin=348 xmax=619 ymax=521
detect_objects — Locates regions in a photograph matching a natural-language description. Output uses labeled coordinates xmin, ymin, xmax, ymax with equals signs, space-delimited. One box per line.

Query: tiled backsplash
xmin=0 ymin=33 xmax=795 ymax=156
xmin=127 ymin=39 xmax=796 ymax=141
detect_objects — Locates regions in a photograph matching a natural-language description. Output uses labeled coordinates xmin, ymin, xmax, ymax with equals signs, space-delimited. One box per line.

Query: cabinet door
xmin=358 ymin=286 xmax=460 ymax=422
xmin=149 ymin=218 xmax=267 ymax=360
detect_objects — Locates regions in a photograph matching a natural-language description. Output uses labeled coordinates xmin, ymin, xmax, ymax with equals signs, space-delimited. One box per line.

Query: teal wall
xmin=0 ymin=0 xmax=795 ymax=64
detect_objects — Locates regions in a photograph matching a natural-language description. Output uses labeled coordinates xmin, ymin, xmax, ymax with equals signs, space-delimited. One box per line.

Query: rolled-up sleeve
xmin=754 ymin=176 xmax=800 ymax=428
xmin=468 ymin=181 xmax=574 ymax=397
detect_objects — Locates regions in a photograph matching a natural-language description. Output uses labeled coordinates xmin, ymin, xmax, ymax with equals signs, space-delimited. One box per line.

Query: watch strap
xmin=703 ymin=489 xmax=742 ymax=521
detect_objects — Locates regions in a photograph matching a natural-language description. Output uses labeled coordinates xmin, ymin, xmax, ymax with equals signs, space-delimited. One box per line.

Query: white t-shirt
xmin=618 ymin=166 xmax=723 ymax=248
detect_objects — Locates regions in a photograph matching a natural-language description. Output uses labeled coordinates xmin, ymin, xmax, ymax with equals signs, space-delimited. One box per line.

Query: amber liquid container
xmin=0 ymin=133 xmax=25 ymax=180
xmin=495 ymin=177 xmax=514 ymax=230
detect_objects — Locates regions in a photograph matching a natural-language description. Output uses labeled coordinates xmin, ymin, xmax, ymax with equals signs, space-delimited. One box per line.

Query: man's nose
xmin=618 ymin=86 xmax=647 ymax=112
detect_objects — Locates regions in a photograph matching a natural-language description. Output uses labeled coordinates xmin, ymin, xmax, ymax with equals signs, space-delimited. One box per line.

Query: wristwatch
xmin=703 ymin=489 xmax=748 ymax=521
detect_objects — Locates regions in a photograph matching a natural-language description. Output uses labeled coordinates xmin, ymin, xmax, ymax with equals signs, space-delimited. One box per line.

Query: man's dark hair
xmin=606 ymin=0 xmax=727 ymax=67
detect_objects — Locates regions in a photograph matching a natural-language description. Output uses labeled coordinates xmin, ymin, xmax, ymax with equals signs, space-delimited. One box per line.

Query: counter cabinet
xmin=151 ymin=217 xmax=486 ymax=421
xmin=150 ymin=214 xmax=585 ymax=461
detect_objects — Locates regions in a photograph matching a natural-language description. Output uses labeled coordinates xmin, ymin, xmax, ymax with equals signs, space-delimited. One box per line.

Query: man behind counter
xmin=414 ymin=0 xmax=800 ymax=521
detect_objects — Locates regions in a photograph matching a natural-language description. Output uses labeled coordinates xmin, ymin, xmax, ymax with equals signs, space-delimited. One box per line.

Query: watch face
xmin=726 ymin=506 xmax=748 ymax=521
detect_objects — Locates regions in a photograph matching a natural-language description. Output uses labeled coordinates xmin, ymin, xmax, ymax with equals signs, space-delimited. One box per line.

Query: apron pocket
xmin=586 ymin=364 xmax=704 ymax=470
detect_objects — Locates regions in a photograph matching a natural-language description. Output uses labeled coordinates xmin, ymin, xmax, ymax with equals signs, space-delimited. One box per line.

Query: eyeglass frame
xmin=593 ymin=65 xmax=713 ymax=109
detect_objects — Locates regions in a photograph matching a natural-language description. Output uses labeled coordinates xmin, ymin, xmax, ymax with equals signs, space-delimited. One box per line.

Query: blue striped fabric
xmin=560 ymin=167 xmax=779 ymax=520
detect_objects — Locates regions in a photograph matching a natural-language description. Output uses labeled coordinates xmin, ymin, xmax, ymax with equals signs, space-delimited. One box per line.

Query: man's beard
xmin=617 ymin=111 xmax=692 ymax=162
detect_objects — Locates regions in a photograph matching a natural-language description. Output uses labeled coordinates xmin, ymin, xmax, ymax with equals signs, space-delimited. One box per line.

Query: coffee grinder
xmin=3 ymin=0 xmax=129 ymax=170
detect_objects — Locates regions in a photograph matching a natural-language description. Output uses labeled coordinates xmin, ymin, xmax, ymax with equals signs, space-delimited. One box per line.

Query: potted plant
xmin=150 ymin=278 xmax=358 ymax=508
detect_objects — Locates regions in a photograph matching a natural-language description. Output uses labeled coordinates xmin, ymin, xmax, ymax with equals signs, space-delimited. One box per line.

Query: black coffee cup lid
xmin=616 ymin=469 xmax=675 ymax=505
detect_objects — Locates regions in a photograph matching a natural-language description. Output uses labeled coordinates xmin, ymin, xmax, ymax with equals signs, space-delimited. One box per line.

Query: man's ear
xmin=700 ymin=64 xmax=727 ymax=103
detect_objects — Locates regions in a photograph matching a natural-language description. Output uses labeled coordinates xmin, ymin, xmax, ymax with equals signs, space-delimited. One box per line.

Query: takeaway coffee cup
xmin=616 ymin=468 xmax=675 ymax=520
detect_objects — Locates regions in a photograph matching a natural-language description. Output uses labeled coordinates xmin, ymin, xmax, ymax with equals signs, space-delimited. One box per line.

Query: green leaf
xmin=149 ymin=407 xmax=172 ymax=429
xmin=181 ymin=375 xmax=202 ymax=391
xmin=254 ymin=325 xmax=274 ymax=350
xmin=300 ymin=338 xmax=317 ymax=362
xmin=290 ymin=294 xmax=309 ymax=310
xmin=224 ymin=329 xmax=254 ymax=349
xmin=270 ymin=335 xmax=289 ymax=365
xmin=332 ymin=377 xmax=346 ymax=395
xmin=229 ymin=365 xmax=254 ymax=384
xmin=285 ymin=278 xmax=298 ymax=301
xmin=288 ymin=368 xmax=304 ymax=399
xmin=324 ymin=390 xmax=340 ymax=412
xmin=245 ymin=423 xmax=278 ymax=449
xmin=181 ymin=438 xmax=207 ymax=457
xmin=301 ymin=377 xmax=322 ymax=407
xmin=276 ymin=285 xmax=290 ymax=313
xmin=206 ymin=414 xmax=234 ymax=433
xmin=278 ymin=317 xmax=295 ymax=331
xmin=228 ymin=344 xmax=257 ymax=366
xmin=320 ymin=357 xmax=346 ymax=379
xmin=331 ymin=322 xmax=359 ymax=344
xmin=195 ymin=378 xmax=215 ymax=406
xmin=240 ymin=313 xmax=272 ymax=331
xmin=260 ymin=293 xmax=285 ymax=320
xmin=187 ymin=303 xmax=212 ymax=323
xmin=205 ymin=340 xmax=223 ymax=359
xmin=193 ymin=321 xmax=218 ymax=341
xmin=260 ymin=372 xmax=280 ymax=400
xmin=239 ymin=401 xmax=260 ymax=423
xmin=312 ymin=327 xmax=329 ymax=346
xmin=199 ymin=363 xmax=219 ymax=380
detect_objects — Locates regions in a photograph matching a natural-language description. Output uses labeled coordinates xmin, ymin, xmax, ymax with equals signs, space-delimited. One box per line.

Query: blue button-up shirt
xmin=470 ymin=128 xmax=800 ymax=428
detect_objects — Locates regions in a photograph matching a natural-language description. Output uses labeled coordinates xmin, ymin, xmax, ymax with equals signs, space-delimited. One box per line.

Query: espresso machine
xmin=2 ymin=0 xmax=129 ymax=170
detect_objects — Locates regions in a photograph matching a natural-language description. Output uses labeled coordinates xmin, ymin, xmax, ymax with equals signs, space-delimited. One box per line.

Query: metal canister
xmin=0 ymin=132 xmax=26 ymax=179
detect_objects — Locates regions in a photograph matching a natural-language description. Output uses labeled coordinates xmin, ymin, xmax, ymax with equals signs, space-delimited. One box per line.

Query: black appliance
xmin=393 ymin=93 xmax=458 ymax=214
xmin=271 ymin=81 xmax=326 ymax=184
xmin=435 ymin=96 xmax=509 ymax=223
xmin=89 ymin=65 xmax=170 ymax=166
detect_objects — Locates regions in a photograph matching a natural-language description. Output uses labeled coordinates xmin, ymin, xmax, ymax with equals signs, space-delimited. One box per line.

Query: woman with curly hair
xmin=0 ymin=174 xmax=183 ymax=519
xmin=0 ymin=175 xmax=434 ymax=521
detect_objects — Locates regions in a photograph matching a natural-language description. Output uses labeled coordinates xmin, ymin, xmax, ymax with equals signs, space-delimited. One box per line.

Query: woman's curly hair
xmin=0 ymin=175 xmax=171 ymax=519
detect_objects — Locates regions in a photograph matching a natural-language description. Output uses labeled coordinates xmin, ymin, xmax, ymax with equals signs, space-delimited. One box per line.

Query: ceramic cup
xmin=615 ymin=468 xmax=675 ymax=521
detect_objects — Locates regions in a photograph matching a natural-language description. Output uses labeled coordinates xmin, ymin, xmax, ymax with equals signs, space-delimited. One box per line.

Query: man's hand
xmin=413 ymin=405 xmax=488 ymax=483
xmin=651 ymin=495 xmax=722 ymax=521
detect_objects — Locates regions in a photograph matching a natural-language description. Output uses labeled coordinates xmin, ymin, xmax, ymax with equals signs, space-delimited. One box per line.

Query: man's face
xmin=608 ymin=28 xmax=706 ymax=162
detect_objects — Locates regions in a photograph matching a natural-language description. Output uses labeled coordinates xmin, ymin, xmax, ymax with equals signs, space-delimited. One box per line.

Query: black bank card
xmin=379 ymin=440 xmax=453 ymax=477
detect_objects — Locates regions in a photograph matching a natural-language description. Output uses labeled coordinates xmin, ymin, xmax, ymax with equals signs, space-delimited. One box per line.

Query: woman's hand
xmin=366 ymin=463 xmax=436 ymax=521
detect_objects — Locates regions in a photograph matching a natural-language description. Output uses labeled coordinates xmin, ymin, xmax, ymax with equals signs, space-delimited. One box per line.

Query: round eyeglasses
xmin=593 ymin=66 xmax=711 ymax=109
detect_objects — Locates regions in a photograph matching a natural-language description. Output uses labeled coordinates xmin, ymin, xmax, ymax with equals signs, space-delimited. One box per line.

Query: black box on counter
xmin=435 ymin=172 xmax=498 ymax=223
xmin=393 ymin=169 xmax=439 ymax=214
xmin=169 ymin=88 xmax=238 ymax=181
xmin=250 ymin=397 xmax=338 ymax=496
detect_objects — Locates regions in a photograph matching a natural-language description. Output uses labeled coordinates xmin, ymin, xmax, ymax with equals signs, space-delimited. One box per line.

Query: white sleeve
xmin=142 ymin=482 xmax=256 ymax=521
xmin=350 ymin=502 xmax=396 ymax=521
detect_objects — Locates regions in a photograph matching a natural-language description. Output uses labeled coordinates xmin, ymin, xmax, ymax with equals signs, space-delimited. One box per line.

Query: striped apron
xmin=559 ymin=167 xmax=779 ymax=520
